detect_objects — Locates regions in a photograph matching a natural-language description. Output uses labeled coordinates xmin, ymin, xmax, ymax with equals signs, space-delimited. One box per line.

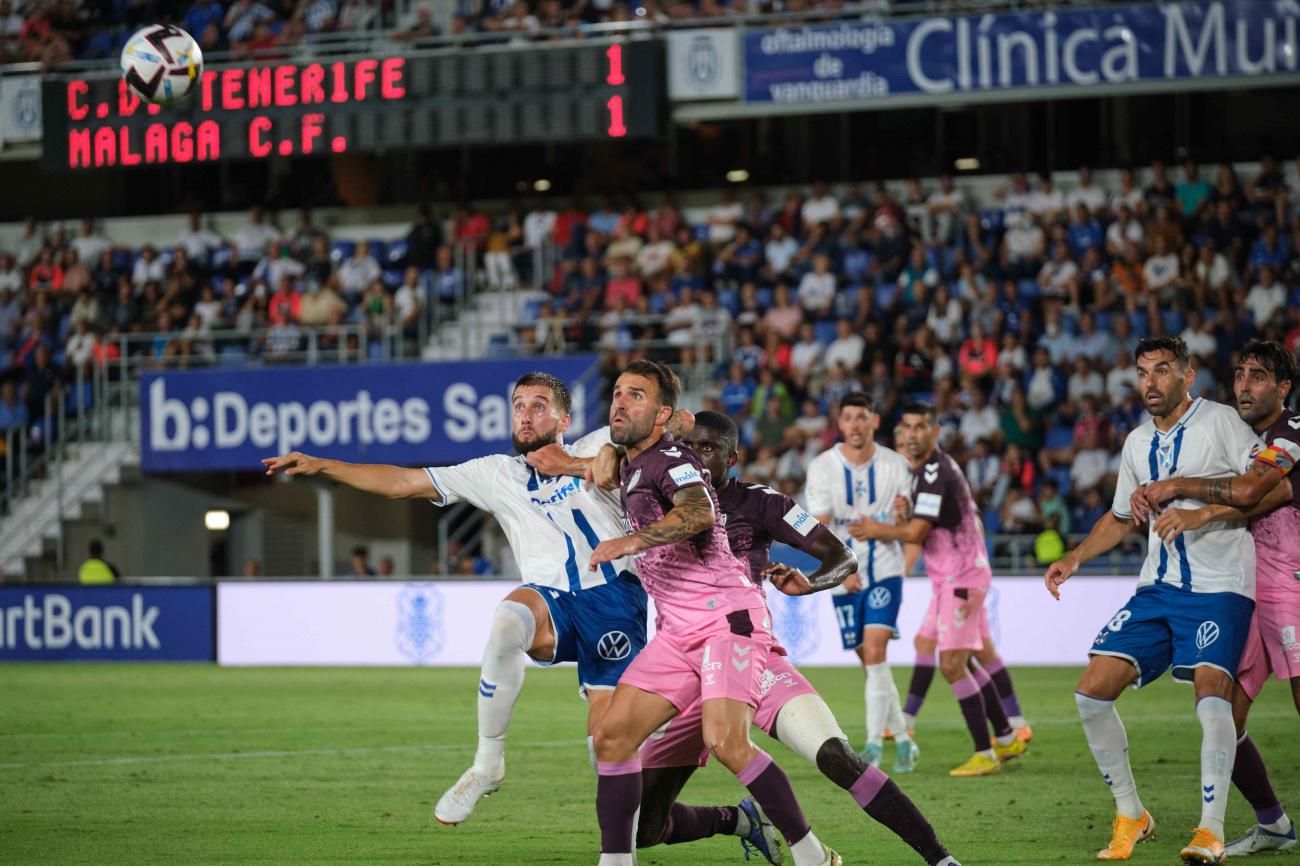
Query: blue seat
xmin=693 ymin=223 xmax=710 ymax=242
xmin=385 ymin=238 xmax=409 ymax=266
xmin=65 ymin=381 xmax=93 ymax=414
xmin=979 ymin=208 xmax=1005 ymax=233
xmin=382 ymin=269 xmax=404 ymax=289
xmin=367 ymin=340 xmax=387 ymax=361
xmin=1017 ymin=278 xmax=1040 ymax=301
xmin=330 ymin=240 xmax=356 ymax=264
xmin=1048 ymin=467 xmax=1073 ymax=496
xmin=649 ymin=292 xmax=670 ymax=314
xmin=982 ymin=507 xmax=1002 ymax=535
xmin=219 ymin=346 xmax=247 ymax=367
xmin=717 ymin=288 xmax=740 ymax=316
xmin=210 ymin=246 xmax=234 ymax=271
xmin=1045 ymin=426 xmax=1075 ymax=451
xmin=1161 ymin=309 xmax=1185 ymax=336
xmin=1093 ymin=311 xmax=1113 ymax=332
xmin=110 ymin=248 xmax=132 ymax=272
xmin=367 ymin=241 xmax=388 ymax=264
xmin=486 ymin=333 xmax=514 ymax=358
xmin=813 ymin=320 xmax=838 ymax=345
xmin=1128 ymin=310 xmax=1150 ymax=338
xmin=756 ymin=287 xmax=774 ymax=309
xmin=874 ymin=283 xmax=897 ymax=308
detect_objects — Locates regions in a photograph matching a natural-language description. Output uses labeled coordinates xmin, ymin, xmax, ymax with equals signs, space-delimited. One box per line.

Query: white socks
xmin=882 ymin=666 xmax=912 ymax=743
xmin=1197 ymin=696 xmax=1236 ymax=839
xmin=865 ymin=663 xmax=892 ymax=748
xmin=1075 ymin=692 xmax=1145 ymax=820
xmin=789 ymin=829 xmax=827 ymax=866
xmin=474 ymin=600 xmax=535 ymax=774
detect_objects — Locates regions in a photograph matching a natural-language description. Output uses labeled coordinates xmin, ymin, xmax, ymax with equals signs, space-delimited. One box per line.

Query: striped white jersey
xmin=1110 ymin=398 xmax=1262 ymax=598
xmin=425 ymin=427 xmax=636 ymax=591
xmin=804 ymin=442 xmax=913 ymax=594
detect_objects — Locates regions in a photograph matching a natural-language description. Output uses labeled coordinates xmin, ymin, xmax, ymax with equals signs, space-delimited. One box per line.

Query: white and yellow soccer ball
xmin=120 ymin=25 xmax=204 ymax=106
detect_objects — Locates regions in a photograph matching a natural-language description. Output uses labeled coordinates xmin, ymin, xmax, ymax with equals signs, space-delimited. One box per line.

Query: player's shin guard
xmin=903 ymin=652 xmax=936 ymax=725
xmin=1233 ymin=731 xmax=1287 ymax=826
xmin=981 ymin=656 xmax=1024 ymax=724
xmin=597 ymin=759 xmax=642 ymax=859
xmin=952 ymin=675 xmax=993 ymax=752
xmin=1196 ymin=696 xmax=1236 ymax=839
xmin=969 ymin=663 xmax=1013 ymax=739
xmin=736 ymin=751 xmax=823 ymax=863
xmin=475 ymin=600 xmax=535 ymax=774
xmin=865 ymin=663 xmax=893 ymax=747
xmin=1075 ymin=692 xmax=1145 ymax=820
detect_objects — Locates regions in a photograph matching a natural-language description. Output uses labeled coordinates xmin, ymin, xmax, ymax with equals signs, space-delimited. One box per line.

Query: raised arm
xmin=262 ymin=452 xmax=436 ymax=500
xmin=1043 ymin=511 xmax=1131 ymax=599
xmin=588 ymin=485 xmax=715 ymax=568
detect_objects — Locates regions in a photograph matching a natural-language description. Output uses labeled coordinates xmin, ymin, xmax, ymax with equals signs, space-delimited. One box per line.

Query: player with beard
xmin=1045 ymin=337 xmax=1272 ymax=864
xmin=587 ymin=361 xmax=840 ymax=866
xmin=1129 ymin=339 xmax=1299 ymax=857
xmin=263 ymin=372 xmax=652 ymax=827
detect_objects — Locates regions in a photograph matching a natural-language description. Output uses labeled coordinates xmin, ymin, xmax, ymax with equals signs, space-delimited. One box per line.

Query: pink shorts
xmin=619 ymin=605 xmax=775 ymax=715
xmin=1236 ymin=591 xmax=1300 ymax=700
xmin=640 ymin=651 xmax=818 ymax=769
xmin=916 ymin=586 xmax=990 ymax=652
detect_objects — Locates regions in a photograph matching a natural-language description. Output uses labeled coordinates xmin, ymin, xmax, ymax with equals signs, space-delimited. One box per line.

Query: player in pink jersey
xmin=853 ymin=402 xmax=1027 ymax=777
xmin=586 ymin=361 xmax=841 ymax=866
xmin=1131 ymin=339 xmax=1299 ymax=856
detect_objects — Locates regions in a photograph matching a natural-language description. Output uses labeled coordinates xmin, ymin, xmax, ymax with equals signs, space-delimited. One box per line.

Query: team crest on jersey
xmin=867 ymin=586 xmax=892 ymax=609
xmin=1196 ymin=620 xmax=1220 ymax=651
xmin=1157 ymin=441 xmax=1176 ymax=473
xmin=769 ymin=592 xmax=818 ymax=661
xmin=596 ymin=630 xmax=632 ymax=661
xmin=395 ymin=583 xmax=445 ymax=664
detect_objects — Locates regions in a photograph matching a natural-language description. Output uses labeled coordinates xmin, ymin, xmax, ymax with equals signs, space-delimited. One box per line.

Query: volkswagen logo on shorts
xmin=1196 ymin=620 xmax=1220 ymax=651
xmin=867 ymin=586 xmax=892 ymax=609
xmin=597 ymin=630 xmax=632 ymax=661
xmin=396 ymin=583 xmax=444 ymax=664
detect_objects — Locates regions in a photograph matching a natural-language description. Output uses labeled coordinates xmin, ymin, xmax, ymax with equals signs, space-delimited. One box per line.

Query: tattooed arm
xmin=588 ymin=486 xmax=715 ymax=568
xmin=1143 ymin=461 xmax=1284 ymax=511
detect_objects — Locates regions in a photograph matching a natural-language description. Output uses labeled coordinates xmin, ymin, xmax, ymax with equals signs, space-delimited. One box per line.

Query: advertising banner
xmin=668 ymin=29 xmax=741 ymax=101
xmin=744 ymin=1 xmax=1299 ymax=104
xmin=140 ymin=356 xmax=601 ymax=472
xmin=1 ymin=74 xmax=43 ymax=143
xmin=0 ymin=586 xmax=214 ymax=661
xmin=217 ymin=577 xmax=1135 ymax=667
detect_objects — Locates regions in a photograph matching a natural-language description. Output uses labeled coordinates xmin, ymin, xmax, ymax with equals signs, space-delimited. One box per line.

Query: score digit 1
xmin=606 ymin=44 xmax=625 ymax=85
xmin=606 ymin=96 xmax=626 ymax=138
xmin=605 ymin=43 xmax=627 ymax=138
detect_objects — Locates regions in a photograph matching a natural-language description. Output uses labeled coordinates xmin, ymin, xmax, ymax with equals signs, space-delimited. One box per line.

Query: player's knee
xmin=707 ymin=731 xmax=756 ymax=774
xmin=592 ymin=725 xmax=635 ymax=762
xmin=815 ymin=737 xmax=867 ymax=790
xmin=488 ymin=600 xmax=537 ymax=655
xmin=938 ymin=654 xmax=967 ymax=682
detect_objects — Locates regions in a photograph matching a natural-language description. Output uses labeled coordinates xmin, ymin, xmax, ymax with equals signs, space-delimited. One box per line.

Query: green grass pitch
xmin=1 ymin=664 xmax=1296 ymax=865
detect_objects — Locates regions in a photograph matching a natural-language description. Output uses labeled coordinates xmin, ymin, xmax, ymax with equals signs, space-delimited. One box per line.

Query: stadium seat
xmin=385 ymin=239 xmax=409 ymax=267
xmin=874 ymin=283 xmax=897 ymax=308
xmin=692 ymin=224 xmax=710 ymax=242
xmin=756 ymin=286 xmax=774 ymax=309
xmin=330 ymin=241 xmax=356 ymax=264
xmin=366 ymin=241 xmax=388 ymax=263
xmin=486 ymin=333 xmax=514 ymax=358
xmin=110 ymin=248 xmax=133 ymax=273
xmin=1128 ymin=310 xmax=1149 ymax=338
xmin=982 ymin=508 xmax=1002 ymax=535
xmin=979 ymin=208 xmax=1005 ymax=233
xmin=1161 ymin=309 xmax=1185 ymax=335
xmin=814 ymin=320 xmax=838 ymax=345
xmin=1017 ymin=278 xmax=1040 ymax=301
xmin=382 ymin=269 xmax=404 ymax=289
xmin=210 ymin=246 xmax=234 ymax=271
xmin=649 ymin=292 xmax=669 ymax=314
xmin=1045 ymin=426 xmax=1075 ymax=451
xmin=717 ymin=288 xmax=740 ymax=315
xmin=1048 ymin=467 xmax=1073 ymax=497
xmin=1093 ymin=311 xmax=1113 ymax=332
xmin=219 ymin=346 xmax=247 ymax=367
xmin=65 ymin=381 xmax=93 ymax=415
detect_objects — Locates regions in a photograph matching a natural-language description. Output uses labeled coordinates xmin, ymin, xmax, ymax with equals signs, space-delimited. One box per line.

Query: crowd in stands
xmin=1 ymin=0 xmax=891 ymax=67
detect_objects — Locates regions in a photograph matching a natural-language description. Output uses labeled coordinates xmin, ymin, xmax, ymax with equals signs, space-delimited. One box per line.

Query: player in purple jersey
xmin=623 ymin=412 xmax=960 ymax=866
xmin=853 ymin=402 xmax=1027 ymax=777
xmin=586 ymin=361 xmax=841 ymax=866
xmin=1130 ymin=340 xmax=1299 ymax=856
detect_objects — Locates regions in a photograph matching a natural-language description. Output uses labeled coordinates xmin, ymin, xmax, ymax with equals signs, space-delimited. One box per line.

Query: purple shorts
xmin=639 ymin=651 xmax=818 ymax=769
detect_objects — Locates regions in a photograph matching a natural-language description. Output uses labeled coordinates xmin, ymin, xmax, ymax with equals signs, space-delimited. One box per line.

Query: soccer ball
xmin=120 ymin=25 xmax=204 ymax=106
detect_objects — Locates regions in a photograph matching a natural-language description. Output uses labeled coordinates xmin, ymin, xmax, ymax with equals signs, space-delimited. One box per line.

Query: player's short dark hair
xmin=840 ymin=393 xmax=874 ymax=413
xmin=692 ymin=411 xmax=739 ymax=455
xmin=513 ymin=371 xmax=572 ymax=415
xmin=1238 ymin=339 xmax=1297 ymax=385
xmin=901 ymin=401 xmax=936 ymax=422
xmin=623 ymin=360 xmax=680 ymax=411
xmin=1135 ymin=336 xmax=1190 ymax=368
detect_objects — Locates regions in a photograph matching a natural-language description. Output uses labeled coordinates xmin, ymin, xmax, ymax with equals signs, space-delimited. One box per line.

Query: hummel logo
xmin=661 ymin=447 xmax=682 ymax=457
xmin=1203 ymin=784 xmax=1215 ymax=803
xmin=924 ymin=463 xmax=939 ymax=483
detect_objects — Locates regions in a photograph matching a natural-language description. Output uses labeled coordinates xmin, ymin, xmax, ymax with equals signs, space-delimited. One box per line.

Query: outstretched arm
xmin=1044 ymin=511 xmax=1131 ymax=599
xmin=1141 ymin=461 xmax=1285 ymax=514
xmin=766 ymin=532 xmax=857 ymax=596
xmin=262 ymin=452 xmax=436 ymax=501
xmin=851 ymin=516 xmax=932 ymax=545
xmin=1152 ymin=476 xmax=1293 ymax=542
xmin=589 ymin=486 xmax=715 ymax=568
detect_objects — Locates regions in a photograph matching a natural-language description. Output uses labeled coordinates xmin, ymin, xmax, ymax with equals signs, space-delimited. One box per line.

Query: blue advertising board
xmin=744 ymin=1 xmax=1298 ymax=104
xmin=139 ymin=357 xmax=602 ymax=472
xmin=0 ymin=586 xmax=214 ymax=661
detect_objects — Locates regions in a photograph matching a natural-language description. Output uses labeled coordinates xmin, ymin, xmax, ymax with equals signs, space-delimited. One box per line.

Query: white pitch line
xmin=0 ymin=738 xmax=585 ymax=771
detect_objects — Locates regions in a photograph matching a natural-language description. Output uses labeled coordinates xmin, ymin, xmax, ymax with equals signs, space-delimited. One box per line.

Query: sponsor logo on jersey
xmin=783 ymin=505 xmax=816 ymax=536
xmin=596 ymin=630 xmax=632 ymax=661
xmin=1195 ymin=620 xmax=1220 ymax=651
xmin=396 ymin=583 xmax=444 ymax=663
xmin=915 ymin=492 xmax=943 ymax=518
xmin=867 ymin=586 xmax=892 ymax=609
xmin=668 ymin=464 xmax=702 ymax=486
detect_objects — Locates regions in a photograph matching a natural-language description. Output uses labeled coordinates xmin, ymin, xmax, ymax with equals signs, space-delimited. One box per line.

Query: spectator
xmin=707 ymin=188 xmax=744 ymax=245
xmin=71 ymin=218 xmax=112 ymax=264
xmin=78 ymin=539 xmax=120 ymax=585
xmin=796 ymin=253 xmax=836 ymax=319
xmin=1067 ymin=165 xmax=1108 ymax=216
xmin=231 ymin=206 xmax=279 ymax=266
xmin=1245 ymin=265 xmax=1285 ymax=325
xmin=1177 ymin=158 xmax=1212 ymax=220
xmin=925 ymin=174 xmax=964 ymax=246
xmin=958 ymin=387 xmax=1000 ymax=449
xmin=1105 ymin=349 xmax=1139 ymax=404
xmin=1034 ymin=513 xmax=1067 ymax=565
xmin=965 ymin=437 xmax=999 ymax=504
xmin=1067 ymin=356 xmax=1105 ymax=402
xmin=393 ymin=267 xmax=425 ymax=336
xmin=1029 ymin=172 xmax=1065 ymax=223
xmin=338 ymin=241 xmax=381 ymax=298
xmin=824 ymin=318 xmax=865 ymax=372
xmin=0 ymin=380 xmax=27 ymax=435
xmin=348 ymin=545 xmax=376 ymax=577
xmin=1110 ymin=167 xmax=1144 ymax=214
xmin=1000 ymin=487 xmax=1042 ymax=533
xmin=801 ymin=181 xmax=840 ymax=233
xmin=267 ymin=276 xmax=302 ymax=325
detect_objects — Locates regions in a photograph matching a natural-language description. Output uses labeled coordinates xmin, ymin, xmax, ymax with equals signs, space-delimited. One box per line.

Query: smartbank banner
xmin=140 ymin=357 xmax=600 ymax=472
xmin=0 ymin=587 xmax=214 ymax=660
xmin=217 ymin=576 xmax=1136 ymax=667
xmin=744 ymin=1 xmax=1300 ymax=104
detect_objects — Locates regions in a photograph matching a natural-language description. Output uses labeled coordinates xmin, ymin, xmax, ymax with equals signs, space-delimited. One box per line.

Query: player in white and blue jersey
xmin=1045 ymin=337 xmax=1263 ymax=865
xmin=804 ymin=393 xmax=918 ymax=772
xmin=262 ymin=372 xmax=647 ymax=827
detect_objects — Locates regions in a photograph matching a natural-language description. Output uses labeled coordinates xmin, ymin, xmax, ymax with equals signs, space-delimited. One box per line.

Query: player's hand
xmin=589 ymin=535 xmax=645 ymax=570
xmin=765 ymin=563 xmax=814 ymax=596
xmin=667 ymin=409 xmax=695 ymax=440
xmin=589 ymin=444 xmax=624 ymax=490
xmin=525 ymin=443 xmax=580 ymax=478
xmin=1044 ymin=555 xmax=1079 ymax=600
xmin=1143 ymin=479 xmax=1182 ymax=509
xmin=893 ymin=495 xmax=912 ymax=521
xmin=262 ymin=451 xmax=325 ymax=477
xmin=846 ymin=517 xmax=883 ymax=541
xmin=1129 ymin=484 xmax=1156 ymax=525
xmin=1153 ymin=506 xmax=1211 ymax=543
xmin=841 ymin=572 xmax=863 ymax=593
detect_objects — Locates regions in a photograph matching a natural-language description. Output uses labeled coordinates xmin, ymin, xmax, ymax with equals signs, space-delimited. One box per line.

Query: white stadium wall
xmin=216 ymin=577 xmax=1135 ymax=668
